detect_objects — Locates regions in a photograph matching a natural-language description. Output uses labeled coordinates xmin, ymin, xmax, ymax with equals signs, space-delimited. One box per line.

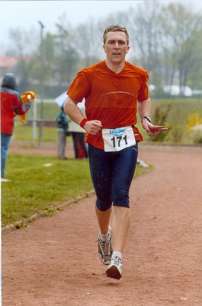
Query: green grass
xmin=2 ymin=155 xmax=92 ymax=226
xmin=14 ymin=124 xmax=58 ymax=142
xmin=152 ymin=98 xmax=202 ymax=121
xmin=139 ymin=98 xmax=202 ymax=144
xmin=13 ymin=100 xmax=59 ymax=142
xmin=14 ymin=124 xmax=73 ymax=143
xmin=2 ymin=154 xmax=149 ymax=226
xmin=28 ymin=100 xmax=59 ymax=121
xmin=14 ymin=98 xmax=202 ymax=145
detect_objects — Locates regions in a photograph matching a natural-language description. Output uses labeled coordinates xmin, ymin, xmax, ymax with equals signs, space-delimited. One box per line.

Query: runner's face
xmin=103 ymin=31 xmax=129 ymax=65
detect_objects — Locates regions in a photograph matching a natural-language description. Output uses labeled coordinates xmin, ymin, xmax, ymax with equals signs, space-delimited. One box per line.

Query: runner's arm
xmin=138 ymin=99 xmax=168 ymax=135
xmin=138 ymin=98 xmax=152 ymax=132
xmin=64 ymin=96 xmax=102 ymax=135
xmin=64 ymin=96 xmax=84 ymax=125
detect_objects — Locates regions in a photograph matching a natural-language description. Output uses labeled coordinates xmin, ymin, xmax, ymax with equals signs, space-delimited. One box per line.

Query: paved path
xmin=3 ymin=145 xmax=202 ymax=306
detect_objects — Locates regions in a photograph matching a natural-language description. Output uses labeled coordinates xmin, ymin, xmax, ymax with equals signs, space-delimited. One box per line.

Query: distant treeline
xmin=4 ymin=1 xmax=202 ymax=98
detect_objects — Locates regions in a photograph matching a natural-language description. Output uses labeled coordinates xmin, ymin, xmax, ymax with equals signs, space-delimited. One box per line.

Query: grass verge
xmin=2 ymin=154 xmax=151 ymax=227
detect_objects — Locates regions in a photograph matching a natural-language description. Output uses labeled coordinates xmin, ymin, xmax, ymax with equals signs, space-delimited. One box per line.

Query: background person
xmin=56 ymin=106 xmax=69 ymax=160
xmin=68 ymin=100 xmax=88 ymax=159
xmin=64 ymin=25 xmax=167 ymax=280
xmin=0 ymin=73 xmax=31 ymax=181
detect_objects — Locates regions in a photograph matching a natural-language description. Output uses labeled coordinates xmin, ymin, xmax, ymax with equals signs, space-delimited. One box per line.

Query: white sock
xmin=112 ymin=251 xmax=122 ymax=259
xmin=100 ymin=227 xmax=111 ymax=241
xmin=100 ymin=233 xmax=108 ymax=241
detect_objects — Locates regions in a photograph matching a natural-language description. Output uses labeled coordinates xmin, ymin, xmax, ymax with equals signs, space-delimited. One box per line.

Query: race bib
xmin=102 ymin=126 xmax=136 ymax=152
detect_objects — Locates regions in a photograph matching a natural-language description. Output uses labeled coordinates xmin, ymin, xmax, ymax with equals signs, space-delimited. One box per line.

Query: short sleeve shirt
xmin=67 ymin=61 xmax=149 ymax=149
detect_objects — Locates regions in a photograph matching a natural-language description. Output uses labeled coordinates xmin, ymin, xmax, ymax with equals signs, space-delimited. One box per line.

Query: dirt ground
xmin=2 ymin=144 xmax=202 ymax=306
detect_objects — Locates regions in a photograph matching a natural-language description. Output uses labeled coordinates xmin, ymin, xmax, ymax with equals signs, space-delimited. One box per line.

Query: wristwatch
xmin=142 ymin=116 xmax=152 ymax=123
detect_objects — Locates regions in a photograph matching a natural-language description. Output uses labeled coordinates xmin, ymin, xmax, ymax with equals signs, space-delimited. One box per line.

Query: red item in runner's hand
xmin=149 ymin=125 xmax=169 ymax=133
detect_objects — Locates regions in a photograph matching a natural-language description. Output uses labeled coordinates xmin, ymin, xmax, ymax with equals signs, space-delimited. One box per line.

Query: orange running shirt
xmin=67 ymin=61 xmax=149 ymax=150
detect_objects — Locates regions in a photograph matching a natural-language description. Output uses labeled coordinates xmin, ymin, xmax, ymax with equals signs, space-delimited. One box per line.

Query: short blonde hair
xmin=103 ymin=25 xmax=129 ymax=44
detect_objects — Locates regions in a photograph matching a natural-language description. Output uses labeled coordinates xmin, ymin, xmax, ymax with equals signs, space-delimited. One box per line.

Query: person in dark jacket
xmin=56 ymin=106 xmax=69 ymax=160
xmin=0 ymin=73 xmax=31 ymax=180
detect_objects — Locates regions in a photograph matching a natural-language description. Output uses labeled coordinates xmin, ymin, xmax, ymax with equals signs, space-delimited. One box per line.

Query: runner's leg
xmin=96 ymin=207 xmax=111 ymax=235
xmin=111 ymin=144 xmax=138 ymax=252
xmin=88 ymin=144 xmax=112 ymax=233
xmin=106 ymin=145 xmax=138 ymax=278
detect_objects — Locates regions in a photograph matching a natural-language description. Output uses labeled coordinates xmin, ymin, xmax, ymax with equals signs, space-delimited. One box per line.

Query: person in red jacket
xmin=1 ymin=73 xmax=31 ymax=181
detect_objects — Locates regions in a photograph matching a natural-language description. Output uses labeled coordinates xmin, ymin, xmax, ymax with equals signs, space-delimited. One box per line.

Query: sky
xmin=0 ymin=0 xmax=202 ymax=51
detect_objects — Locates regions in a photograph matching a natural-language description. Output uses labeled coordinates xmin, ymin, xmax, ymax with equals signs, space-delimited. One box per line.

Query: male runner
xmin=64 ymin=25 xmax=166 ymax=280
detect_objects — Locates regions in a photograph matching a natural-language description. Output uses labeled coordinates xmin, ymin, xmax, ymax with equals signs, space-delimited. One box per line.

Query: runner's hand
xmin=142 ymin=118 xmax=168 ymax=135
xmin=83 ymin=120 xmax=102 ymax=135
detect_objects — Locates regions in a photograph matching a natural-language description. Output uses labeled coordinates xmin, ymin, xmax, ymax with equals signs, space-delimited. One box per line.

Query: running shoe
xmin=97 ymin=230 xmax=112 ymax=265
xmin=106 ymin=255 xmax=123 ymax=280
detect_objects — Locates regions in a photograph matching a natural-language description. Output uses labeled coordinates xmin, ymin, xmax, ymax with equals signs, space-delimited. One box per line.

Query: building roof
xmin=0 ymin=56 xmax=18 ymax=69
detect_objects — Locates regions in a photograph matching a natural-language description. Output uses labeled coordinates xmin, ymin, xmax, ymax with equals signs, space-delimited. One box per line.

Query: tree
xmin=30 ymin=31 xmax=56 ymax=97
xmin=127 ymin=1 xmax=163 ymax=72
xmin=4 ymin=2 xmax=202 ymax=96
xmin=74 ymin=19 xmax=100 ymax=66
xmin=54 ymin=19 xmax=80 ymax=85
xmin=7 ymin=27 xmax=37 ymax=90
xmin=160 ymin=3 xmax=202 ymax=92
xmin=188 ymin=30 xmax=202 ymax=89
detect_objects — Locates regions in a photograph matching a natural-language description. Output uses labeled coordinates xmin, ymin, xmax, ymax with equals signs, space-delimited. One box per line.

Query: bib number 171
xmin=102 ymin=126 xmax=136 ymax=152
xmin=111 ymin=134 xmax=128 ymax=148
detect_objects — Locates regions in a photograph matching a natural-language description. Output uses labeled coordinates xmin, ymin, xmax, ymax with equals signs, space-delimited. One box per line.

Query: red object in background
xmin=0 ymin=90 xmax=25 ymax=135
xmin=72 ymin=133 xmax=88 ymax=159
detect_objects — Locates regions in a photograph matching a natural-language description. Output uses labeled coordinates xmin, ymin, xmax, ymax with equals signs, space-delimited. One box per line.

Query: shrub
xmin=187 ymin=113 xmax=202 ymax=128
xmin=167 ymin=125 xmax=185 ymax=143
xmin=192 ymin=131 xmax=202 ymax=144
xmin=151 ymin=104 xmax=171 ymax=142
